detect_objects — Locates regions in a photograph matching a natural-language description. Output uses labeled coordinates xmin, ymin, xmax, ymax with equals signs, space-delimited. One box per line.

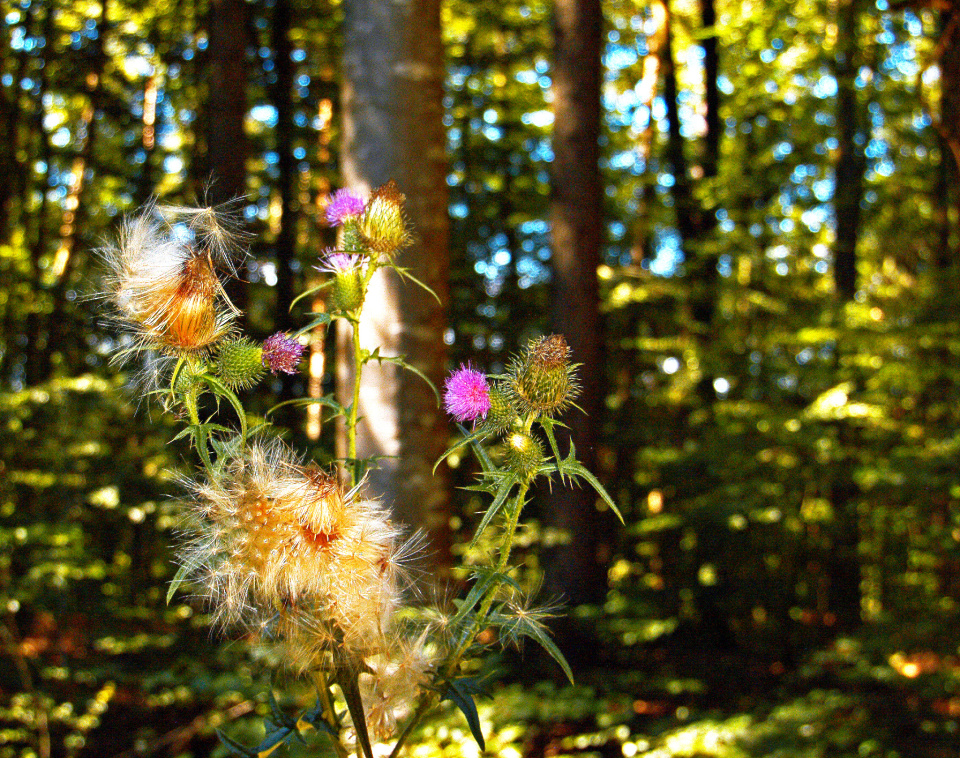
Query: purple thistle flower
xmin=325 ymin=189 xmax=365 ymax=227
xmin=443 ymin=363 xmax=491 ymax=423
xmin=262 ymin=332 xmax=305 ymax=375
xmin=318 ymin=250 xmax=366 ymax=274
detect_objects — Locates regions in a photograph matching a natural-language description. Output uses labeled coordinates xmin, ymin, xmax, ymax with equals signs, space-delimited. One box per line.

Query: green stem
xmin=184 ymin=387 xmax=215 ymax=476
xmin=388 ymin=482 xmax=530 ymax=758
xmin=335 ymin=656 xmax=375 ymax=758
xmin=312 ymin=670 xmax=348 ymax=758
xmin=348 ymin=317 xmax=363 ymax=487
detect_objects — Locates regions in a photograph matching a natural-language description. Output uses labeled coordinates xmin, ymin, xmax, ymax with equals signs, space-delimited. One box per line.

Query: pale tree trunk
xmin=340 ymin=0 xmax=451 ymax=568
xmin=545 ymin=0 xmax=610 ymax=607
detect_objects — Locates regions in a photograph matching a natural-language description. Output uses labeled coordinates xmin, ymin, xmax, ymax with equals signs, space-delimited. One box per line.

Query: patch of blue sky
xmin=802 ymin=206 xmax=828 ymax=232
xmin=865 ymin=139 xmax=887 ymax=159
xmin=812 ymin=179 xmax=833 ymax=203
xmin=521 ymin=110 xmax=553 ymax=128
xmin=871 ymin=159 xmax=895 ymax=178
xmin=519 ymin=219 xmax=548 ymax=236
xmin=813 ymin=75 xmax=837 ymax=99
xmin=773 ymin=141 xmax=792 ymax=161
xmin=515 ymin=70 xmax=538 ymax=85
xmin=606 ymin=44 xmax=638 ymax=71
xmin=650 ymin=228 xmax=683 ymax=277
xmin=250 ymin=104 xmax=278 ymax=127
xmin=608 ymin=151 xmax=637 ymax=171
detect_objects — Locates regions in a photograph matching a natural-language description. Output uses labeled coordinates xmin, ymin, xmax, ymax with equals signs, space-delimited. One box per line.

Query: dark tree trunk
xmin=937 ymin=3 xmax=960 ymax=272
xmin=340 ymin=0 xmax=451 ymax=569
xmin=544 ymin=0 xmax=610 ymax=606
xmin=832 ymin=0 xmax=866 ymax=301
xmin=44 ymin=0 xmax=108 ymax=379
xmin=830 ymin=0 xmax=867 ymax=632
xmin=207 ymin=0 xmax=249 ymax=317
xmin=271 ymin=0 xmax=296 ymax=334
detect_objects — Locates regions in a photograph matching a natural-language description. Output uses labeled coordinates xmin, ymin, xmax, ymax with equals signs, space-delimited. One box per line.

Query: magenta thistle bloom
xmin=325 ymin=189 xmax=365 ymax=227
xmin=262 ymin=332 xmax=304 ymax=375
xmin=443 ymin=363 xmax=491 ymax=423
xmin=318 ymin=250 xmax=366 ymax=274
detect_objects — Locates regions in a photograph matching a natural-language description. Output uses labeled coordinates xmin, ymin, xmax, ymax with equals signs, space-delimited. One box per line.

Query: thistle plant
xmin=95 ymin=186 xmax=621 ymax=758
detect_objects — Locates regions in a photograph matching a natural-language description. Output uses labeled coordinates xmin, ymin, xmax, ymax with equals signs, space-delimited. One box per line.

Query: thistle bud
xmin=480 ymin=385 xmax=516 ymax=434
xmin=322 ymin=253 xmax=366 ymax=313
xmin=215 ymin=337 xmax=266 ymax=390
xmin=172 ymin=362 xmax=204 ymax=394
xmin=503 ymin=431 xmax=544 ymax=481
xmin=360 ymin=181 xmax=410 ymax=254
xmin=509 ymin=334 xmax=580 ymax=415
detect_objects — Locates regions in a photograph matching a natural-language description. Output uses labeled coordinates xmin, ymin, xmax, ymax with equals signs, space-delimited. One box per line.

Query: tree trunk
xmin=340 ymin=0 xmax=451 ymax=569
xmin=207 ymin=0 xmax=249 ymax=317
xmin=832 ymin=0 xmax=865 ymax=301
xmin=936 ymin=2 xmax=960 ymax=272
xmin=544 ymin=0 xmax=609 ymax=606
xmin=830 ymin=0 xmax=867 ymax=631
xmin=44 ymin=0 xmax=108 ymax=379
xmin=271 ymin=0 xmax=297 ymax=334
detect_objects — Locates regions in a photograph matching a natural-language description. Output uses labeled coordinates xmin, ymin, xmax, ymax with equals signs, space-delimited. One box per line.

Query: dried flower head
xmin=99 ymin=202 xmax=245 ymax=364
xmin=444 ymin=363 xmax=491 ymax=423
xmin=177 ymin=440 xmax=421 ymax=657
xmin=325 ymin=189 xmax=366 ymax=227
xmin=360 ymin=181 xmax=410 ymax=254
xmin=262 ymin=332 xmax=304 ymax=375
xmin=508 ymin=334 xmax=581 ymax=415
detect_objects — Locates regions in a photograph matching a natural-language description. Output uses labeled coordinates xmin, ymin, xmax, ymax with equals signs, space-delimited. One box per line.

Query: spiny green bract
xmin=214 ymin=337 xmax=265 ymax=390
xmin=503 ymin=431 xmax=544 ymax=481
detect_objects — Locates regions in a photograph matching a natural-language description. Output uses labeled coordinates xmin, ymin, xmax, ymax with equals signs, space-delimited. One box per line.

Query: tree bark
xmin=545 ymin=0 xmax=609 ymax=605
xmin=832 ymin=0 xmax=866 ymax=301
xmin=207 ymin=0 xmax=249 ymax=317
xmin=830 ymin=0 xmax=867 ymax=631
xmin=340 ymin=0 xmax=451 ymax=568
xmin=271 ymin=0 xmax=297 ymax=334
xmin=936 ymin=3 xmax=960 ymax=271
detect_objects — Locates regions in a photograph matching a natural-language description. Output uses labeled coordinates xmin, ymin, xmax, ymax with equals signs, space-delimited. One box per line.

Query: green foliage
xmin=2 ymin=0 xmax=959 ymax=754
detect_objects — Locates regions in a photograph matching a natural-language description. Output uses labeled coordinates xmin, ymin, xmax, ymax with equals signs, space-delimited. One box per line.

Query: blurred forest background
xmin=2 ymin=0 xmax=960 ymax=756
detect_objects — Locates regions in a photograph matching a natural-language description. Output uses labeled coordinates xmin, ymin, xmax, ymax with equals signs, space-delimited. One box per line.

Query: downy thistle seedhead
xmin=261 ymin=332 xmax=304 ymax=375
xmin=325 ymin=189 xmax=366 ymax=227
xmin=100 ymin=202 xmax=244 ymax=363
xmin=508 ymin=334 xmax=581 ymax=416
xmin=177 ymin=440 xmax=420 ymax=657
xmin=360 ymin=634 xmax=434 ymax=740
xmin=443 ymin=363 xmax=491 ymax=423
xmin=360 ymin=180 xmax=410 ymax=255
